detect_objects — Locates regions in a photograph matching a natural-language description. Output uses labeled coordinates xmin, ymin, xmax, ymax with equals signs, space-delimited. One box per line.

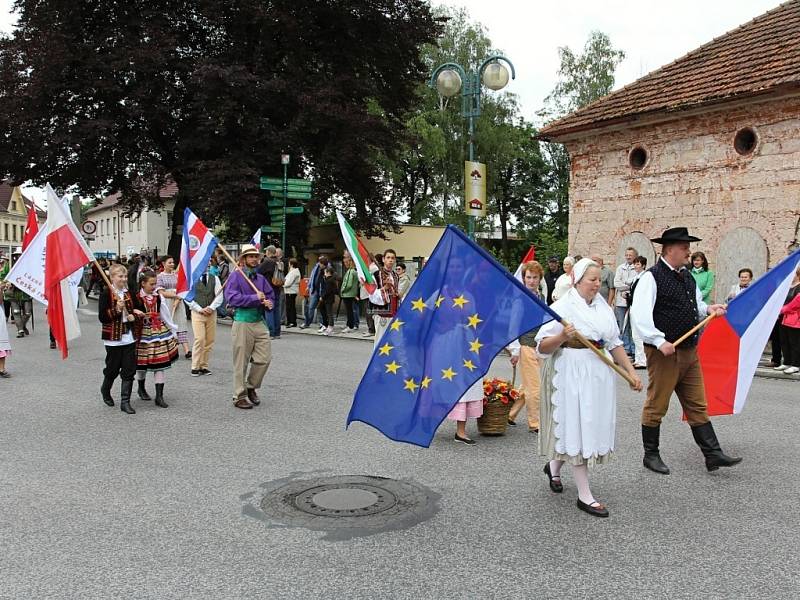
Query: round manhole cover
xmin=245 ymin=474 xmax=440 ymax=541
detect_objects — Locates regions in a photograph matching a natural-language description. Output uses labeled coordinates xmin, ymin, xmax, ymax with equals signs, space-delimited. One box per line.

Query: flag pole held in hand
xmin=562 ymin=319 xmax=638 ymax=386
xmin=673 ymin=313 xmax=717 ymax=348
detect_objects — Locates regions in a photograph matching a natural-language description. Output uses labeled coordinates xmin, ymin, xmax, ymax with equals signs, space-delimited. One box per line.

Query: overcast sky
xmin=0 ymin=0 xmax=786 ymax=200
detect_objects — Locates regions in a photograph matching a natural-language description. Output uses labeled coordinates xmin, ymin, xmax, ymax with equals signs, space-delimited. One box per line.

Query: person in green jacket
xmin=339 ymin=254 xmax=360 ymax=333
xmin=691 ymin=251 xmax=715 ymax=303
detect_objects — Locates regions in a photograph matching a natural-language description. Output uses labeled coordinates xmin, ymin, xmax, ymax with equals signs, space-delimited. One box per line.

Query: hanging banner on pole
xmin=464 ymin=161 xmax=487 ymax=217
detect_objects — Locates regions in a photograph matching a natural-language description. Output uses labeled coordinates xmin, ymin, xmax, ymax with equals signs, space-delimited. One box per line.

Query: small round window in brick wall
xmin=734 ymin=127 xmax=758 ymax=156
xmin=629 ymin=146 xmax=648 ymax=170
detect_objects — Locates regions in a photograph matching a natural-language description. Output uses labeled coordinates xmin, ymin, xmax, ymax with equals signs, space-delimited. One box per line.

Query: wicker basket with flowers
xmin=476 ymin=376 xmax=521 ymax=435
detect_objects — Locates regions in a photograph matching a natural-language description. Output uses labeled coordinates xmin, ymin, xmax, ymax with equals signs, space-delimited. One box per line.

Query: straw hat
xmin=238 ymin=244 xmax=261 ymax=260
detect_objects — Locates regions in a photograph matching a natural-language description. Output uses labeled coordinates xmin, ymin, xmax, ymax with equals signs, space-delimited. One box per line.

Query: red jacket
xmin=780 ymin=285 xmax=800 ymax=328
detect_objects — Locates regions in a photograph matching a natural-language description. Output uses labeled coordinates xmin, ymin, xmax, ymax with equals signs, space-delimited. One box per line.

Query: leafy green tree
xmin=534 ymin=31 xmax=625 ymax=252
xmin=0 ymin=0 xmax=442 ymax=254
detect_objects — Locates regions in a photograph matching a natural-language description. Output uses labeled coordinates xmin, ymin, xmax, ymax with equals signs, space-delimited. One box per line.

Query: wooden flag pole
xmin=673 ymin=313 xmax=717 ymax=348
xmin=215 ymin=246 xmax=266 ymax=299
xmin=93 ymin=259 xmax=115 ymax=291
xmin=561 ymin=319 xmax=637 ymax=386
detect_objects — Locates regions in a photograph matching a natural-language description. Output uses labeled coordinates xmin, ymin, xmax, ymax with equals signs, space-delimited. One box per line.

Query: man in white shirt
xmin=630 ymin=227 xmax=741 ymax=475
xmin=613 ymin=247 xmax=638 ymax=356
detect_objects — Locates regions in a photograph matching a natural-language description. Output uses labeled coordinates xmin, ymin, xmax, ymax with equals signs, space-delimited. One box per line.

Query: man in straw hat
xmin=225 ymin=244 xmax=275 ymax=410
xmin=630 ymin=227 xmax=742 ymax=474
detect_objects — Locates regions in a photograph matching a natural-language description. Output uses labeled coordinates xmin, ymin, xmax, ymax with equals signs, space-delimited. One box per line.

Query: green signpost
xmin=259 ymin=156 xmax=313 ymax=249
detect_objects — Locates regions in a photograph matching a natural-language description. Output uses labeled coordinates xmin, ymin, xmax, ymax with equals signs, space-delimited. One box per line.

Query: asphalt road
xmin=1 ymin=306 xmax=798 ymax=599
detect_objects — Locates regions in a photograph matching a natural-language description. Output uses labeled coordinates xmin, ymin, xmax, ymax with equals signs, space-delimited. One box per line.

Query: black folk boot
xmin=691 ymin=422 xmax=743 ymax=471
xmin=154 ymin=383 xmax=168 ymax=408
xmin=137 ymin=378 xmax=152 ymax=401
xmin=100 ymin=377 xmax=116 ymax=407
xmin=119 ymin=379 xmax=136 ymax=414
xmin=642 ymin=424 xmax=670 ymax=474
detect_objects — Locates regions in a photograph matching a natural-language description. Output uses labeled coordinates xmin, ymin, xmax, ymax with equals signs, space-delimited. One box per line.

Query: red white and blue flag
xmin=513 ymin=245 xmax=536 ymax=283
xmin=250 ymin=228 xmax=262 ymax=251
xmin=699 ymin=248 xmax=800 ymax=416
xmin=176 ymin=208 xmax=218 ymax=302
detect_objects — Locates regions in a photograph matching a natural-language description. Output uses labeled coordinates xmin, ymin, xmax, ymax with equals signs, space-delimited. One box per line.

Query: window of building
xmin=12 ymin=225 xmax=17 ymax=241
xmin=734 ymin=127 xmax=758 ymax=156
xmin=3 ymin=223 xmax=7 ymax=240
xmin=10 ymin=200 xmax=16 ymax=211
xmin=629 ymin=145 xmax=648 ymax=170
xmin=137 ymin=215 xmax=141 ymax=231
xmin=129 ymin=216 xmax=133 ymax=232
xmin=113 ymin=216 xmax=117 ymax=238
xmin=106 ymin=218 xmax=111 ymax=237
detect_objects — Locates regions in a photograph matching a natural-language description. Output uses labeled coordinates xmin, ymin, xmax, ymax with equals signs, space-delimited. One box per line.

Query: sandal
xmin=543 ymin=463 xmax=563 ymax=493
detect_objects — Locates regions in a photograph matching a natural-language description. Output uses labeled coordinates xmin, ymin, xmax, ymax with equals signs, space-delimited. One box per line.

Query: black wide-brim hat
xmin=650 ymin=227 xmax=702 ymax=244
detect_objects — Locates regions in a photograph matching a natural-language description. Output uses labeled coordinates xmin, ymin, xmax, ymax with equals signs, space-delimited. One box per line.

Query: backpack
xmin=627 ymin=276 xmax=641 ymax=308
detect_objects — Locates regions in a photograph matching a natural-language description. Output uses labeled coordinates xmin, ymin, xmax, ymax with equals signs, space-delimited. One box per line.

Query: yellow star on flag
xmin=378 ymin=342 xmax=394 ymax=356
xmin=411 ymin=298 xmax=427 ymax=313
xmin=467 ymin=313 xmax=482 ymax=329
xmin=435 ymin=295 xmax=445 ymax=308
xmin=385 ymin=361 xmax=401 ymax=374
xmin=403 ymin=378 xmax=419 ymax=393
xmin=420 ymin=376 xmax=432 ymax=389
xmin=390 ymin=319 xmax=405 ymax=331
xmin=469 ymin=339 xmax=483 ymax=354
xmin=462 ymin=359 xmax=477 ymax=372
xmin=441 ymin=367 xmax=457 ymax=381
xmin=452 ymin=295 xmax=469 ymax=309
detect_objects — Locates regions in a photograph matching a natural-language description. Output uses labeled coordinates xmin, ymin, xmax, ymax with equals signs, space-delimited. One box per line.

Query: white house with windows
xmin=85 ymin=183 xmax=177 ymax=258
xmin=0 ymin=181 xmax=44 ymax=258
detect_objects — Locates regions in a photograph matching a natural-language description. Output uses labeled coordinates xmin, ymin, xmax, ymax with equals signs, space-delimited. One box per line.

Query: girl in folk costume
xmin=98 ymin=264 xmax=140 ymax=414
xmin=155 ymin=256 xmax=191 ymax=359
xmin=535 ymin=259 xmax=642 ymax=518
xmin=0 ymin=288 xmax=11 ymax=377
xmin=133 ymin=270 xmax=179 ymax=408
xmin=366 ymin=249 xmax=400 ymax=348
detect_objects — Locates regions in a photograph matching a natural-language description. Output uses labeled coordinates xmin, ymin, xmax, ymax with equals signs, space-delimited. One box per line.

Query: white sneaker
xmin=318 ymin=325 xmax=326 ymax=332
xmin=774 ymin=364 xmax=789 ymax=371
xmin=361 ymin=331 xmax=373 ymax=337
xmin=341 ymin=327 xmax=352 ymax=333
xmin=317 ymin=328 xmax=327 ymax=334
xmin=784 ymin=366 xmax=800 ymax=374
xmin=324 ymin=326 xmax=334 ymax=336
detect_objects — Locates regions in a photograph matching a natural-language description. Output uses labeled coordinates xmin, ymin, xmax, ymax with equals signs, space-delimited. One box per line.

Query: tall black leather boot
xmin=154 ymin=383 xmax=168 ymax=408
xmin=691 ymin=421 xmax=742 ymax=471
xmin=137 ymin=378 xmax=152 ymax=401
xmin=100 ymin=377 xmax=115 ymax=407
xmin=642 ymin=424 xmax=670 ymax=474
xmin=120 ymin=379 xmax=136 ymax=414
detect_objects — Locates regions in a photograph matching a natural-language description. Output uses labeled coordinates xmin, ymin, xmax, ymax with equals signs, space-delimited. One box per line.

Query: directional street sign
xmin=267 ymin=199 xmax=284 ymax=207
xmin=286 ymin=192 xmax=312 ymax=201
xmin=284 ymin=206 xmax=304 ymax=214
xmin=261 ymin=226 xmax=282 ymax=233
xmin=260 ymin=176 xmax=312 ymax=187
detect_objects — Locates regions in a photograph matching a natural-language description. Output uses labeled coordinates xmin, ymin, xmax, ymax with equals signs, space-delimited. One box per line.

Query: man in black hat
xmin=543 ymin=256 xmax=562 ymax=305
xmin=630 ymin=227 xmax=742 ymax=474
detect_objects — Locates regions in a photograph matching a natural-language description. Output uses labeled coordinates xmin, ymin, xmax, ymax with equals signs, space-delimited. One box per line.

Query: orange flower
xmin=500 ymin=397 xmax=509 ymax=404
xmin=483 ymin=383 xmax=493 ymax=395
xmin=510 ymin=390 xmax=520 ymax=400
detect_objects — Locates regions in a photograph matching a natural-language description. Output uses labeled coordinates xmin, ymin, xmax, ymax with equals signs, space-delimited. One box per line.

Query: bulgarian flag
xmin=513 ymin=245 xmax=536 ymax=283
xmin=44 ymin=184 xmax=94 ymax=359
xmin=336 ymin=210 xmax=376 ymax=294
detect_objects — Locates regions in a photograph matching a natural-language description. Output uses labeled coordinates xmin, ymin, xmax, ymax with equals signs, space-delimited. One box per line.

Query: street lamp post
xmin=430 ymin=55 xmax=515 ymax=239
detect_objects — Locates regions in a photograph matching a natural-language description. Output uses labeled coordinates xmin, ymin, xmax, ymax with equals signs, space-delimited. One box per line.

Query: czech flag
xmin=250 ymin=228 xmax=262 ymax=251
xmin=176 ymin=208 xmax=218 ymax=302
xmin=699 ymin=249 xmax=800 ymax=416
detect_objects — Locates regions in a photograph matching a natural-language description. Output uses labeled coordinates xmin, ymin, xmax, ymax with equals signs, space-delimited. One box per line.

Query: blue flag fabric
xmin=347 ymin=225 xmax=562 ymax=447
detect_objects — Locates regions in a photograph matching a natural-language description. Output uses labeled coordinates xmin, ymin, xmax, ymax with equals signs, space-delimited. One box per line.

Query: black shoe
xmin=49 ymin=341 xmax=56 ymax=349
xmin=691 ymin=421 xmax=742 ymax=471
xmin=247 ymin=388 xmax=260 ymax=406
xmin=154 ymin=383 xmax=168 ymax=408
xmin=454 ymin=434 xmax=476 ymax=445
xmin=137 ymin=379 xmax=152 ymax=401
xmin=22 ymin=327 xmax=29 ymax=335
xmin=543 ymin=463 xmax=563 ymax=493
xmin=200 ymin=368 xmax=212 ymax=376
xmin=120 ymin=380 xmax=135 ymax=414
xmin=642 ymin=424 xmax=670 ymax=474
xmin=0 ymin=370 xmax=10 ymax=378
xmin=16 ymin=331 xmax=24 ymax=338
xmin=191 ymin=369 xmax=201 ymax=377
xmin=577 ymin=499 xmax=609 ymax=518
xmin=100 ymin=377 xmax=115 ymax=406
xmin=507 ymin=419 xmax=517 ymax=426
xmin=185 ymin=351 xmax=192 ymax=360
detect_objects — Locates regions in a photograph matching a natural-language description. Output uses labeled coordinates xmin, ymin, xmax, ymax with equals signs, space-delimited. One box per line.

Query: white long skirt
xmin=539 ymin=347 xmax=616 ymax=464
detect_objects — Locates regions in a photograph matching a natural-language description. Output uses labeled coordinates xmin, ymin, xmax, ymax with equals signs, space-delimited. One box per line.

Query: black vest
xmin=650 ymin=260 xmax=701 ymax=346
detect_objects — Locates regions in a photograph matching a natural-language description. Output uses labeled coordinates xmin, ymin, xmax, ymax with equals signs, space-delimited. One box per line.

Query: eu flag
xmin=347 ymin=225 xmax=561 ymax=447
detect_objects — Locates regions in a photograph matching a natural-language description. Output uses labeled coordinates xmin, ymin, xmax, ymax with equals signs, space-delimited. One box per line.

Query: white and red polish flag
xmin=176 ymin=208 xmax=218 ymax=302
xmin=22 ymin=202 xmax=39 ymax=251
xmin=513 ymin=245 xmax=536 ymax=282
xmin=336 ymin=211 xmax=376 ymax=294
xmin=44 ymin=185 xmax=94 ymax=359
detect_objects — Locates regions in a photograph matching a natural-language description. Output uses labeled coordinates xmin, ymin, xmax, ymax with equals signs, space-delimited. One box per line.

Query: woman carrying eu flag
xmin=535 ymin=258 xmax=642 ymax=518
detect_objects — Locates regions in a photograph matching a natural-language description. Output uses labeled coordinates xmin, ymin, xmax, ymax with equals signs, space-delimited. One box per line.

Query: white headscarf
xmin=571 ymin=258 xmax=598 ymax=285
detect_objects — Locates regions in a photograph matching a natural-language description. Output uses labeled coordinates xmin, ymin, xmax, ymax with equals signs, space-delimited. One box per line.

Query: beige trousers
xmin=373 ymin=316 xmax=392 ymax=348
xmin=191 ymin=311 xmax=217 ymax=370
xmin=231 ymin=321 xmax=272 ymax=401
xmin=642 ymin=345 xmax=709 ymax=427
xmin=508 ymin=345 xmax=541 ymax=429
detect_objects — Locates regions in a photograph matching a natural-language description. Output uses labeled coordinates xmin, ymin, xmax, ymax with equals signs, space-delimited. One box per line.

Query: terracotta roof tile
xmin=540 ymin=0 xmax=800 ymax=140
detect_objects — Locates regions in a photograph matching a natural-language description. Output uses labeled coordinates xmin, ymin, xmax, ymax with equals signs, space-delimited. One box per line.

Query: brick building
xmin=540 ymin=0 xmax=800 ymax=302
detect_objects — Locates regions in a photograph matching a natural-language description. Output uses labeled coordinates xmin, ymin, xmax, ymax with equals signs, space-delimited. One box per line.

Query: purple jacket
xmin=225 ymin=268 xmax=275 ymax=309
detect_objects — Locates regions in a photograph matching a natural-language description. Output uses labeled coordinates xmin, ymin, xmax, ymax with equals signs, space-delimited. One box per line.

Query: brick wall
xmin=564 ymin=92 xmax=800 ymax=301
